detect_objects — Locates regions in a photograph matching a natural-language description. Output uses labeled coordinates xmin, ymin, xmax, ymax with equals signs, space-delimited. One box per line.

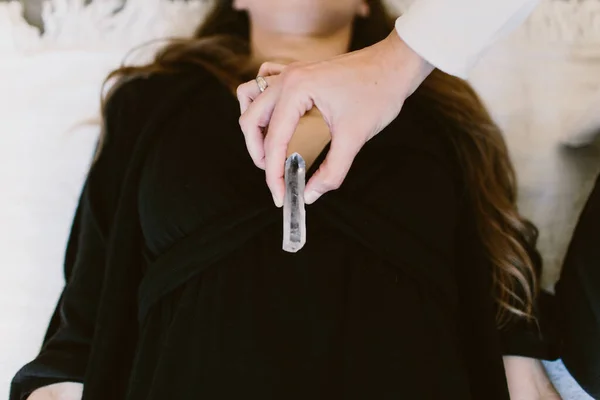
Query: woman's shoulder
xmin=105 ymin=65 xmax=222 ymax=119
xmin=90 ymin=67 xmax=224 ymax=221
xmin=99 ymin=65 xmax=229 ymax=163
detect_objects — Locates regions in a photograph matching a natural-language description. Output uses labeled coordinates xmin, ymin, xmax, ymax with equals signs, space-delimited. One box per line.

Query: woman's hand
xmin=27 ymin=382 xmax=83 ymax=400
xmin=237 ymin=32 xmax=433 ymax=207
xmin=503 ymin=356 xmax=561 ymax=399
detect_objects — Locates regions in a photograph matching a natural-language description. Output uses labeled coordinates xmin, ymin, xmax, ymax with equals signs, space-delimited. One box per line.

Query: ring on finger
xmin=255 ymin=75 xmax=268 ymax=93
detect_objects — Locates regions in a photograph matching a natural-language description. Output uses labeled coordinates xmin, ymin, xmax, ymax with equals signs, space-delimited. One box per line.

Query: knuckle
xmin=238 ymin=114 xmax=248 ymax=129
xmin=260 ymin=61 xmax=282 ymax=75
xmin=236 ymin=83 xmax=245 ymax=97
xmin=259 ymin=62 xmax=272 ymax=73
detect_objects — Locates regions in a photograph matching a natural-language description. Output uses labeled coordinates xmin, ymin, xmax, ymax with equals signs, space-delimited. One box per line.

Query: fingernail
xmin=273 ymin=193 xmax=283 ymax=208
xmin=304 ymin=190 xmax=319 ymax=205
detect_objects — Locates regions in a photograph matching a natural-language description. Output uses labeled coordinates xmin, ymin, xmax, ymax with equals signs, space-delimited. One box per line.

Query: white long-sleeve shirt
xmin=395 ymin=0 xmax=539 ymax=79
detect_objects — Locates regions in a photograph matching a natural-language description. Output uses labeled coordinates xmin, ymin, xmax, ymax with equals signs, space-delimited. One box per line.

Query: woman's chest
xmin=137 ymin=98 xmax=427 ymax=257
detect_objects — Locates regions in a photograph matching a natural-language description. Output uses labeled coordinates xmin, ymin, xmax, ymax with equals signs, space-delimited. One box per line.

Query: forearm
xmin=503 ymin=356 xmax=560 ymax=399
xmin=395 ymin=0 xmax=539 ymax=78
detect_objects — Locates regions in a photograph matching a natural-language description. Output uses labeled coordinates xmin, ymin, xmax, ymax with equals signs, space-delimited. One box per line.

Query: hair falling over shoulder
xmin=100 ymin=0 xmax=539 ymax=327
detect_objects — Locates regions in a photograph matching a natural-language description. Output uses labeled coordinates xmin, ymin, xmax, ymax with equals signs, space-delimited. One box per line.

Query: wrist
xmin=380 ymin=30 xmax=434 ymax=97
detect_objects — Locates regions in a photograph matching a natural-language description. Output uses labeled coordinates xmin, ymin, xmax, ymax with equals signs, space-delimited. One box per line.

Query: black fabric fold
xmin=138 ymin=206 xmax=276 ymax=323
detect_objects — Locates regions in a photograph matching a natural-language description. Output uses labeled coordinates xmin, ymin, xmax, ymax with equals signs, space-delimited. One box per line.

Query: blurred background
xmin=1 ymin=0 xmax=599 ymax=398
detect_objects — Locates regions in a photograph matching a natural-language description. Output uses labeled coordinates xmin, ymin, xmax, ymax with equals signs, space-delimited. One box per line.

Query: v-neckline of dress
xmin=305 ymin=140 xmax=331 ymax=182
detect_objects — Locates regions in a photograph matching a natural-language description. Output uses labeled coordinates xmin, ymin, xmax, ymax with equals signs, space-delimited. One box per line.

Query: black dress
xmin=11 ymin=67 xmax=555 ymax=400
xmin=556 ymin=172 xmax=600 ymax=398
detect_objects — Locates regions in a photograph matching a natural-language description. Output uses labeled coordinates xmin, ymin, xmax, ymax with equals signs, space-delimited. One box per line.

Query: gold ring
xmin=256 ymin=76 xmax=268 ymax=93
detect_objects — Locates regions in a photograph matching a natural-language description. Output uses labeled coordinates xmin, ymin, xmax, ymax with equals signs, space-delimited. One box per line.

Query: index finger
xmin=236 ymin=75 xmax=276 ymax=115
xmin=238 ymin=79 xmax=281 ymax=169
xmin=258 ymin=62 xmax=286 ymax=77
xmin=264 ymin=86 xmax=311 ymax=208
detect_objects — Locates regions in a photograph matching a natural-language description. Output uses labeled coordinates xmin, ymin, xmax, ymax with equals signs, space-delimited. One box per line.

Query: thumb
xmin=304 ymin=134 xmax=362 ymax=204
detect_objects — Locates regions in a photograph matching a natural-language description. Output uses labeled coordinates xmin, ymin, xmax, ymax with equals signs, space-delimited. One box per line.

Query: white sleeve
xmin=394 ymin=0 xmax=539 ymax=79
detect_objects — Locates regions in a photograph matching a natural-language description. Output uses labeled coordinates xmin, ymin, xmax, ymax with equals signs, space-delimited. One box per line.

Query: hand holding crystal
xmin=237 ymin=33 xmax=433 ymax=206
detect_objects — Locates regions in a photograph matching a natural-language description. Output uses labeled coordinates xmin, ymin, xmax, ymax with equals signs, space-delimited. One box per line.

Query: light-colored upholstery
xmin=1 ymin=1 xmax=599 ymax=398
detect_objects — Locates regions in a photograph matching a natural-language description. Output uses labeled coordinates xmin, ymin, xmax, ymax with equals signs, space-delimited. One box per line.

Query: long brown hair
xmin=102 ymin=0 xmax=539 ymax=326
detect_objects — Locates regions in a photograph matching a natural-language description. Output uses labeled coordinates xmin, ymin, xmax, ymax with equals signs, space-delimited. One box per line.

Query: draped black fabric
xmin=12 ymin=67 xmax=556 ymax=400
xmin=556 ymin=173 xmax=600 ymax=399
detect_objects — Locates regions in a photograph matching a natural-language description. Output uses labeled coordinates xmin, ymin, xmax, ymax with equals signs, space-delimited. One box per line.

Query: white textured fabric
xmin=1 ymin=1 xmax=600 ymax=399
xmin=544 ymin=360 xmax=595 ymax=400
xmin=394 ymin=0 xmax=539 ymax=78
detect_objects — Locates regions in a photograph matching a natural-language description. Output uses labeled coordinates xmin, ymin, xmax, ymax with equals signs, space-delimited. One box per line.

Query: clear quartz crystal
xmin=282 ymin=153 xmax=306 ymax=253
